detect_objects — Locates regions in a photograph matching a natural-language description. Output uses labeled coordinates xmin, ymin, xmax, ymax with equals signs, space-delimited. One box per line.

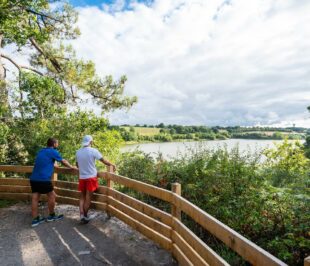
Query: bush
xmin=117 ymin=144 xmax=309 ymax=265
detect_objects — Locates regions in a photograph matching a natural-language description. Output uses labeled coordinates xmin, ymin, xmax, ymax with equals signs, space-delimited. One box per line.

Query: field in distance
xmin=121 ymin=127 xmax=161 ymax=136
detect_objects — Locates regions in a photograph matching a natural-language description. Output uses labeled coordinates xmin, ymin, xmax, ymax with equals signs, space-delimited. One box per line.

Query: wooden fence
xmin=0 ymin=165 xmax=289 ymax=266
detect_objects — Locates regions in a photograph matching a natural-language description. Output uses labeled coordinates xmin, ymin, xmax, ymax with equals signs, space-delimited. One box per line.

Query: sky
xmin=68 ymin=0 xmax=310 ymax=127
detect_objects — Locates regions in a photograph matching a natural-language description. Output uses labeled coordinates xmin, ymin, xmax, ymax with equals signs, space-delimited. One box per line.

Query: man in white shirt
xmin=76 ymin=135 xmax=116 ymax=223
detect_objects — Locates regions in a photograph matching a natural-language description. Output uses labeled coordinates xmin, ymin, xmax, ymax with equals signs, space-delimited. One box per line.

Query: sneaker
xmin=46 ymin=213 xmax=64 ymax=222
xmin=31 ymin=216 xmax=46 ymax=227
xmin=84 ymin=214 xmax=96 ymax=221
xmin=80 ymin=214 xmax=96 ymax=224
xmin=80 ymin=216 xmax=89 ymax=224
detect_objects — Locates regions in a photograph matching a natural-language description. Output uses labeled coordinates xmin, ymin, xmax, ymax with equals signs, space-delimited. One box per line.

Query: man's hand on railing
xmin=110 ymin=164 xmax=116 ymax=172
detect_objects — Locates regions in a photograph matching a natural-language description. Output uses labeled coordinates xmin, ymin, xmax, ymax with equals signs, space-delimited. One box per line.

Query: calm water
xmin=121 ymin=139 xmax=302 ymax=159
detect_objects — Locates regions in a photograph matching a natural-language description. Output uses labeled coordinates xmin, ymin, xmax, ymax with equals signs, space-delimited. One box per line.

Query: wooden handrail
xmin=173 ymin=194 xmax=286 ymax=266
xmin=0 ymin=165 xmax=288 ymax=266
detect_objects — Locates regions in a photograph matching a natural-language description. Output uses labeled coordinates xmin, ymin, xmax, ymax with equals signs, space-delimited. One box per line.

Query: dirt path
xmin=0 ymin=202 xmax=177 ymax=266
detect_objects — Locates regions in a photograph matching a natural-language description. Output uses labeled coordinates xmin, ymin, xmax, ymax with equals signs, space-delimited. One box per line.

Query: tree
xmin=0 ymin=0 xmax=137 ymax=163
xmin=305 ymin=106 xmax=310 ymax=158
xmin=0 ymin=0 xmax=137 ymax=116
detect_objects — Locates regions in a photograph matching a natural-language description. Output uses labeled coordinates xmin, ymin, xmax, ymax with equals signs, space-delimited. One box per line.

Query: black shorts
xmin=30 ymin=181 xmax=54 ymax=194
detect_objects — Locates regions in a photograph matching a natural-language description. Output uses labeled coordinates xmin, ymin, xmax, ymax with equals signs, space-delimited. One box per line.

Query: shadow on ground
xmin=0 ymin=203 xmax=177 ymax=266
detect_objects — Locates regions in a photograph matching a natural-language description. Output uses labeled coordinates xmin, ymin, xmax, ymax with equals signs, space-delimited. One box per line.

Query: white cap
xmin=82 ymin=135 xmax=93 ymax=147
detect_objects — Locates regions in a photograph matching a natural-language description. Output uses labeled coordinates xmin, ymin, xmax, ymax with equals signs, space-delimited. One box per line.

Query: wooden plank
xmin=96 ymin=186 xmax=108 ymax=195
xmin=54 ymin=188 xmax=80 ymax=199
xmin=173 ymin=194 xmax=287 ymax=266
xmin=55 ymin=181 xmax=78 ymax=190
xmin=0 ymin=192 xmax=31 ymax=201
xmin=54 ymin=167 xmax=79 ymax=175
xmin=172 ymin=218 xmax=229 ymax=266
xmin=108 ymin=196 xmax=172 ymax=239
xmin=172 ymin=230 xmax=208 ymax=266
xmin=172 ymin=243 xmax=193 ymax=266
xmin=107 ymin=204 xmax=172 ymax=251
xmin=56 ymin=196 xmax=79 ymax=206
xmin=0 ymin=165 xmax=33 ymax=173
xmin=55 ymin=181 xmax=108 ymax=198
xmin=0 ymin=192 xmax=49 ymax=201
xmin=305 ymin=256 xmax=310 ymax=266
xmin=91 ymin=201 xmax=107 ymax=212
xmin=0 ymin=178 xmax=29 ymax=186
xmin=106 ymin=172 xmax=173 ymax=202
xmin=109 ymin=189 xmax=172 ymax=226
xmin=0 ymin=185 xmax=31 ymax=193
xmin=97 ymin=172 xmax=108 ymax=179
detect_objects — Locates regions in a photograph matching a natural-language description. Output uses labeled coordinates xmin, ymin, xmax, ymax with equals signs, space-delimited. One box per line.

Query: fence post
xmin=106 ymin=165 xmax=114 ymax=189
xmin=52 ymin=172 xmax=58 ymax=182
xmin=171 ymin=183 xmax=181 ymax=220
xmin=106 ymin=165 xmax=114 ymax=218
xmin=305 ymin=256 xmax=310 ymax=266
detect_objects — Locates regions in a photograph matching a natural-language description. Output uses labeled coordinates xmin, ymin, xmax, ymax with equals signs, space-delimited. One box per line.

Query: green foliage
xmin=117 ymin=124 xmax=306 ymax=143
xmin=305 ymin=106 xmax=310 ymax=158
xmin=117 ymin=144 xmax=310 ymax=265
xmin=0 ymin=199 xmax=18 ymax=208
xmin=1 ymin=0 xmax=137 ymax=116
xmin=0 ymin=0 xmax=136 ymax=167
xmin=19 ymin=72 xmax=66 ymax=118
xmin=0 ymin=0 xmax=79 ymax=47
xmin=5 ymin=111 xmax=120 ymax=164
xmin=264 ymin=139 xmax=310 ymax=187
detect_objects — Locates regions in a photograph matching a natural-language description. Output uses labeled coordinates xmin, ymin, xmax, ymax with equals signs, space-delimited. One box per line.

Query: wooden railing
xmin=0 ymin=165 xmax=288 ymax=266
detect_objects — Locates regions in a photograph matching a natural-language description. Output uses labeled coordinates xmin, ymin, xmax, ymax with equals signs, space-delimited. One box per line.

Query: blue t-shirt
xmin=30 ymin=148 xmax=63 ymax=181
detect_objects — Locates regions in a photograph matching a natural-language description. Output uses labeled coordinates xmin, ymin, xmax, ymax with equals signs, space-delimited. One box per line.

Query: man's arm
xmin=61 ymin=159 xmax=78 ymax=170
xmin=99 ymin=158 xmax=116 ymax=172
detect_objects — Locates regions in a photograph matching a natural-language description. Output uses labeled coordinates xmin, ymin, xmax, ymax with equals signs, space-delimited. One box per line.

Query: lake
xmin=121 ymin=139 xmax=303 ymax=159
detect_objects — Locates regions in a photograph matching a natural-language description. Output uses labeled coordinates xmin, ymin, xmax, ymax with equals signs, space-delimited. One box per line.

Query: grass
xmin=122 ymin=127 xmax=161 ymax=136
xmin=0 ymin=199 xmax=17 ymax=208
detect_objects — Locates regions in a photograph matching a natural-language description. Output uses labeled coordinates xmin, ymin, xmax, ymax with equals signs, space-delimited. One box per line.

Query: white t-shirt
xmin=76 ymin=147 xmax=103 ymax=179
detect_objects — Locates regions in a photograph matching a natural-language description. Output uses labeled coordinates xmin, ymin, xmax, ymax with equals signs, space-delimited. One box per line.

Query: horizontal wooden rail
xmin=102 ymin=172 xmax=173 ymax=202
xmin=108 ymin=196 xmax=172 ymax=239
xmin=109 ymin=188 xmax=172 ymax=226
xmin=107 ymin=204 xmax=172 ymax=251
xmin=172 ymin=243 xmax=193 ymax=266
xmin=0 ymin=165 xmax=33 ymax=173
xmin=0 ymin=166 xmax=288 ymax=266
xmin=0 ymin=185 xmax=31 ymax=193
xmin=173 ymin=194 xmax=286 ymax=266
xmin=0 ymin=178 xmax=29 ymax=186
xmin=172 ymin=218 xmax=229 ymax=266
xmin=172 ymin=230 xmax=207 ymax=266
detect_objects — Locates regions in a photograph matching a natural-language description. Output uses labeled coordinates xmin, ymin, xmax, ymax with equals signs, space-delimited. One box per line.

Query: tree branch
xmin=1 ymin=54 xmax=43 ymax=75
xmin=30 ymin=38 xmax=62 ymax=73
xmin=25 ymin=8 xmax=62 ymax=23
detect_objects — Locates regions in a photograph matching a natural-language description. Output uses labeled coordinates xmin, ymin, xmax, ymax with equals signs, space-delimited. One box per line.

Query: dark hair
xmin=47 ymin=138 xmax=58 ymax=147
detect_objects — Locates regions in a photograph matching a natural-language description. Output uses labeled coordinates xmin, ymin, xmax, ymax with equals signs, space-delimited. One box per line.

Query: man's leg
xmin=31 ymin=193 xmax=40 ymax=218
xmin=46 ymin=191 xmax=64 ymax=222
xmin=47 ymin=190 xmax=56 ymax=214
xmin=79 ymin=190 xmax=86 ymax=217
xmin=83 ymin=190 xmax=93 ymax=217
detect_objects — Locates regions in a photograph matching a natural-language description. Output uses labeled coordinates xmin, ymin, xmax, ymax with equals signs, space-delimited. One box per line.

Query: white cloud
xmin=71 ymin=0 xmax=310 ymax=127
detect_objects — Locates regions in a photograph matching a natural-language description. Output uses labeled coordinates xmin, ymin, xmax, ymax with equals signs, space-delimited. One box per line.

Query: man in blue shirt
xmin=30 ymin=138 xmax=77 ymax=227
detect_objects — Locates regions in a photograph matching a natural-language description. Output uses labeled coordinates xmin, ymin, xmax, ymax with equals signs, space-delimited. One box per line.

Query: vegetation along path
xmin=0 ymin=202 xmax=176 ymax=266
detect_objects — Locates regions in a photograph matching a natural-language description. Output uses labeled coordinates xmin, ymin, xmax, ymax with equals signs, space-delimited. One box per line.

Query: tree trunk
xmin=0 ymin=34 xmax=10 ymax=118
xmin=0 ymin=34 xmax=5 ymax=80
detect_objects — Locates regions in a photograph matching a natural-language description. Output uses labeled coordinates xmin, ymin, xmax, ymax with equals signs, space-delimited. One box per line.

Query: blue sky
xmin=66 ymin=0 xmax=310 ymax=127
xmin=69 ymin=0 xmax=152 ymax=8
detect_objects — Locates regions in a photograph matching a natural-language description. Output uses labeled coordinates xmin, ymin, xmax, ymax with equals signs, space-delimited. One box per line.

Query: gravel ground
xmin=0 ymin=202 xmax=177 ymax=266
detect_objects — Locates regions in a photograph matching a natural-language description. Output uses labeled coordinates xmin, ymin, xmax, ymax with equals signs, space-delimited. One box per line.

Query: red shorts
xmin=78 ymin=177 xmax=98 ymax=192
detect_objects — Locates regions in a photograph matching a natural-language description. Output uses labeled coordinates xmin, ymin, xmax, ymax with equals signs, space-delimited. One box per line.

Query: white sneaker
xmin=84 ymin=214 xmax=96 ymax=221
xmin=80 ymin=214 xmax=96 ymax=224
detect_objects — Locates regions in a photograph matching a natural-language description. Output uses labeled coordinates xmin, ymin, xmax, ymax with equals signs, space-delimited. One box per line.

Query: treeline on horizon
xmin=109 ymin=123 xmax=309 ymax=142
